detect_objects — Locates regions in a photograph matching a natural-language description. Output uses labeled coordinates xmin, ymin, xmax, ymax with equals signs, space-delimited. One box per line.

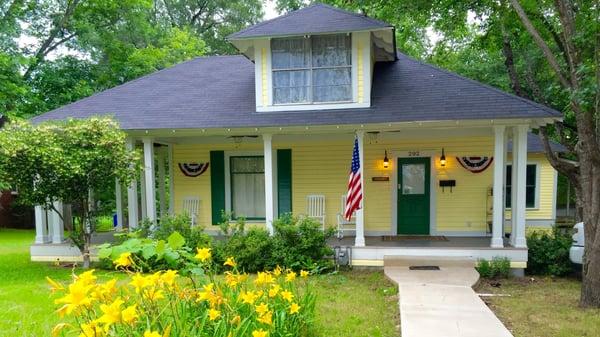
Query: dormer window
xmin=271 ymin=34 xmax=352 ymax=105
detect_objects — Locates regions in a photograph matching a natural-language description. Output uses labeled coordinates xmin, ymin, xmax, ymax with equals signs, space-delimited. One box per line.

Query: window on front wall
xmin=506 ymin=164 xmax=537 ymax=208
xmin=230 ymin=156 xmax=265 ymax=219
xmin=271 ymin=34 xmax=352 ymax=104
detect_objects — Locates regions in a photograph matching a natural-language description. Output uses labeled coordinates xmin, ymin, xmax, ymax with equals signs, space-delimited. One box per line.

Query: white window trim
xmin=506 ymin=162 xmax=540 ymax=210
xmin=224 ymin=150 xmax=266 ymax=222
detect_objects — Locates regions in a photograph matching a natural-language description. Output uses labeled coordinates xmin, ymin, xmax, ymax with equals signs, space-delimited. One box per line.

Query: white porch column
xmin=126 ymin=139 xmax=139 ymax=229
xmin=491 ymin=126 xmax=505 ymax=248
xmin=167 ymin=144 xmax=175 ymax=215
xmin=263 ymin=134 xmax=275 ymax=235
xmin=143 ymin=138 xmax=157 ymax=222
xmin=34 ymin=206 xmax=48 ymax=244
xmin=511 ymin=125 xmax=528 ymax=248
xmin=51 ymin=201 xmax=64 ymax=244
xmin=140 ymin=170 xmax=147 ymax=219
xmin=115 ymin=179 xmax=123 ymax=231
xmin=157 ymin=150 xmax=167 ymax=218
xmin=355 ymin=131 xmax=366 ymax=247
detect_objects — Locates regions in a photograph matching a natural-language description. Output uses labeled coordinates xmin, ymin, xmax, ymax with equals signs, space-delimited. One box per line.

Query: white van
xmin=569 ymin=222 xmax=585 ymax=265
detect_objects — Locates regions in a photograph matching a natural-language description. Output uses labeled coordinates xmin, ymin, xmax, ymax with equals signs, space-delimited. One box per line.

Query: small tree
xmin=0 ymin=117 xmax=139 ymax=268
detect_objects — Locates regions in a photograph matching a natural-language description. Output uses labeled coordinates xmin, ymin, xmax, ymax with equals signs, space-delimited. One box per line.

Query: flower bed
xmin=48 ymin=248 xmax=316 ymax=337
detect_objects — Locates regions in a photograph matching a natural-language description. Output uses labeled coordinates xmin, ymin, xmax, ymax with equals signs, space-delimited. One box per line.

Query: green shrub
xmin=152 ymin=214 xmax=212 ymax=249
xmin=212 ymin=213 xmax=334 ymax=273
xmin=213 ymin=227 xmax=275 ymax=273
xmin=476 ymin=257 xmax=511 ymax=279
xmin=272 ymin=213 xmax=335 ymax=272
xmin=526 ymin=227 xmax=572 ymax=276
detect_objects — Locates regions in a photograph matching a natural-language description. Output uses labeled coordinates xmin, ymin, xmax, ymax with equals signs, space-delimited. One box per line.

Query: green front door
xmin=397 ymin=157 xmax=430 ymax=235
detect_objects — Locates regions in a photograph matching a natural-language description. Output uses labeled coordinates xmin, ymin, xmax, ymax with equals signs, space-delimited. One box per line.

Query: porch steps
xmin=383 ymin=255 xmax=477 ymax=268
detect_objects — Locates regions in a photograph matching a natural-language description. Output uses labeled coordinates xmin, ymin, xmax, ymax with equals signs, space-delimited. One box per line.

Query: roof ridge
xmin=228 ymin=3 xmax=390 ymax=39
xmin=35 ymin=55 xmax=244 ymax=119
xmin=396 ymin=52 xmax=561 ymax=118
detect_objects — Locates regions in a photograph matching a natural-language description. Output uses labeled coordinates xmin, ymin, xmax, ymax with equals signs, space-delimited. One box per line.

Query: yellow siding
xmin=357 ymin=43 xmax=364 ymax=103
xmin=363 ymin=136 xmax=494 ymax=233
xmin=261 ymin=48 xmax=268 ymax=106
xmin=505 ymin=153 xmax=556 ymax=221
xmin=172 ymin=137 xmax=556 ymax=234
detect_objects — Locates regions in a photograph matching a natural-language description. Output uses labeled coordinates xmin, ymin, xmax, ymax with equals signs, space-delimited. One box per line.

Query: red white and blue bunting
xmin=178 ymin=163 xmax=209 ymax=177
xmin=456 ymin=157 xmax=494 ymax=173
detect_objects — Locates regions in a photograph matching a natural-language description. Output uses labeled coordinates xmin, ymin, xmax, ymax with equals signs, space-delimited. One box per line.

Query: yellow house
xmin=31 ymin=4 xmax=564 ymax=272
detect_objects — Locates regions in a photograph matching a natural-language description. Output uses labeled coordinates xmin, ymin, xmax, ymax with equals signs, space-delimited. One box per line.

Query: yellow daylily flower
xmin=230 ymin=315 xmax=241 ymax=325
xmin=144 ymin=331 xmax=161 ymax=337
xmin=255 ymin=302 xmax=269 ymax=316
xmin=289 ymin=302 xmax=301 ymax=314
xmin=195 ymin=247 xmax=212 ymax=262
xmin=96 ymin=297 xmax=124 ymax=326
xmin=285 ymin=271 xmax=296 ymax=282
xmin=130 ymin=273 xmax=151 ymax=293
xmin=225 ymin=271 xmax=244 ymax=288
xmin=208 ymin=308 xmax=221 ymax=321
xmin=75 ymin=270 xmax=97 ymax=286
xmin=300 ymin=270 xmax=310 ymax=278
xmin=144 ymin=288 xmax=165 ymax=301
xmin=273 ymin=266 xmax=282 ymax=276
xmin=46 ymin=277 xmax=64 ymax=293
xmin=114 ymin=252 xmax=133 ymax=268
xmin=55 ymin=282 xmax=93 ymax=316
xmin=78 ymin=321 xmax=103 ymax=337
xmin=268 ymin=284 xmax=281 ymax=298
xmin=280 ymin=290 xmax=294 ymax=302
xmin=121 ymin=304 xmax=138 ymax=324
xmin=252 ymin=329 xmax=269 ymax=337
xmin=92 ymin=279 xmax=117 ymax=301
xmin=240 ymin=290 xmax=259 ymax=305
xmin=257 ymin=310 xmax=272 ymax=325
xmin=254 ymin=271 xmax=275 ymax=286
xmin=161 ymin=270 xmax=178 ymax=286
xmin=224 ymin=257 xmax=237 ymax=267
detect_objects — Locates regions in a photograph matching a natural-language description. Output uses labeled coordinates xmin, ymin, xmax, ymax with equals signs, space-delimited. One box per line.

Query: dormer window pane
xmin=271 ymin=34 xmax=352 ymax=105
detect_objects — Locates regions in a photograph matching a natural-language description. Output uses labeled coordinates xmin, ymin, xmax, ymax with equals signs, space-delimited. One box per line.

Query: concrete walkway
xmin=384 ymin=259 xmax=513 ymax=337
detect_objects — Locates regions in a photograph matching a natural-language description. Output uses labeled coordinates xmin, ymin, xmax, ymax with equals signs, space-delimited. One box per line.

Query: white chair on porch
xmin=306 ymin=195 xmax=326 ymax=229
xmin=336 ymin=195 xmax=356 ymax=239
xmin=182 ymin=196 xmax=200 ymax=227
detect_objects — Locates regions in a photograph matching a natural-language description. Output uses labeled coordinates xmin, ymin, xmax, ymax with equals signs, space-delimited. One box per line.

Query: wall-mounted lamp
xmin=383 ymin=150 xmax=389 ymax=169
xmin=440 ymin=148 xmax=447 ymax=167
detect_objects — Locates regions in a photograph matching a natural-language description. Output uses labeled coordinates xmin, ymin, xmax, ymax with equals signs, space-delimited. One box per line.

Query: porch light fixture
xmin=383 ymin=150 xmax=389 ymax=169
xmin=440 ymin=148 xmax=447 ymax=167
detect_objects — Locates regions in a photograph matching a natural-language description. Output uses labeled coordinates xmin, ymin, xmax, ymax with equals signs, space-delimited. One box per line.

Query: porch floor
xmin=329 ymin=236 xmax=512 ymax=248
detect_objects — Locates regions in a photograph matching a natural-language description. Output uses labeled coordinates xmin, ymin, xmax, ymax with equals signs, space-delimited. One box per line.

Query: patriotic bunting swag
xmin=344 ymin=137 xmax=363 ymax=221
xmin=178 ymin=163 xmax=209 ymax=177
xmin=456 ymin=156 xmax=494 ymax=173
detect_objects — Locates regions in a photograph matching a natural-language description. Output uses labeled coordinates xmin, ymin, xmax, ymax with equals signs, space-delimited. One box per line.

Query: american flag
xmin=344 ymin=137 xmax=362 ymax=221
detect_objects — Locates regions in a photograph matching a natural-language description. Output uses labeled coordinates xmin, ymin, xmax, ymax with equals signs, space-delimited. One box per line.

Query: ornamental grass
xmin=48 ymin=248 xmax=316 ymax=337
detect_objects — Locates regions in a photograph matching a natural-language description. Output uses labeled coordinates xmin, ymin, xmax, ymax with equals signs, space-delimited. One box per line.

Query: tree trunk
xmin=82 ymin=232 xmax=91 ymax=269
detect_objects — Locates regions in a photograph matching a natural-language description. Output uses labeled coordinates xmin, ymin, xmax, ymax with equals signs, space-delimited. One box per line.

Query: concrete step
xmin=383 ymin=255 xmax=477 ymax=268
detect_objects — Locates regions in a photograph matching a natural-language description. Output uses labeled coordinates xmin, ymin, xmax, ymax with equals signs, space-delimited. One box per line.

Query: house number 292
xmin=408 ymin=151 xmax=420 ymax=157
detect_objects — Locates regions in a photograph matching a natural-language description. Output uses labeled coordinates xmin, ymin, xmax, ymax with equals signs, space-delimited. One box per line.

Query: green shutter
xmin=277 ymin=149 xmax=292 ymax=216
xmin=210 ymin=151 xmax=225 ymax=225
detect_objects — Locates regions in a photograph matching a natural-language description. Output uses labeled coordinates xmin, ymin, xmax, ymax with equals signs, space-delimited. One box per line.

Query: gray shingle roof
xmin=227 ymin=3 xmax=392 ymax=40
xmin=509 ymin=133 xmax=567 ymax=153
xmin=32 ymin=52 xmax=562 ymax=130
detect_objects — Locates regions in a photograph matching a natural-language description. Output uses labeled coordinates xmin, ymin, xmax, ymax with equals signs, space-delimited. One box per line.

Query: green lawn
xmin=0 ymin=229 xmax=399 ymax=337
xmin=478 ymin=277 xmax=600 ymax=337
